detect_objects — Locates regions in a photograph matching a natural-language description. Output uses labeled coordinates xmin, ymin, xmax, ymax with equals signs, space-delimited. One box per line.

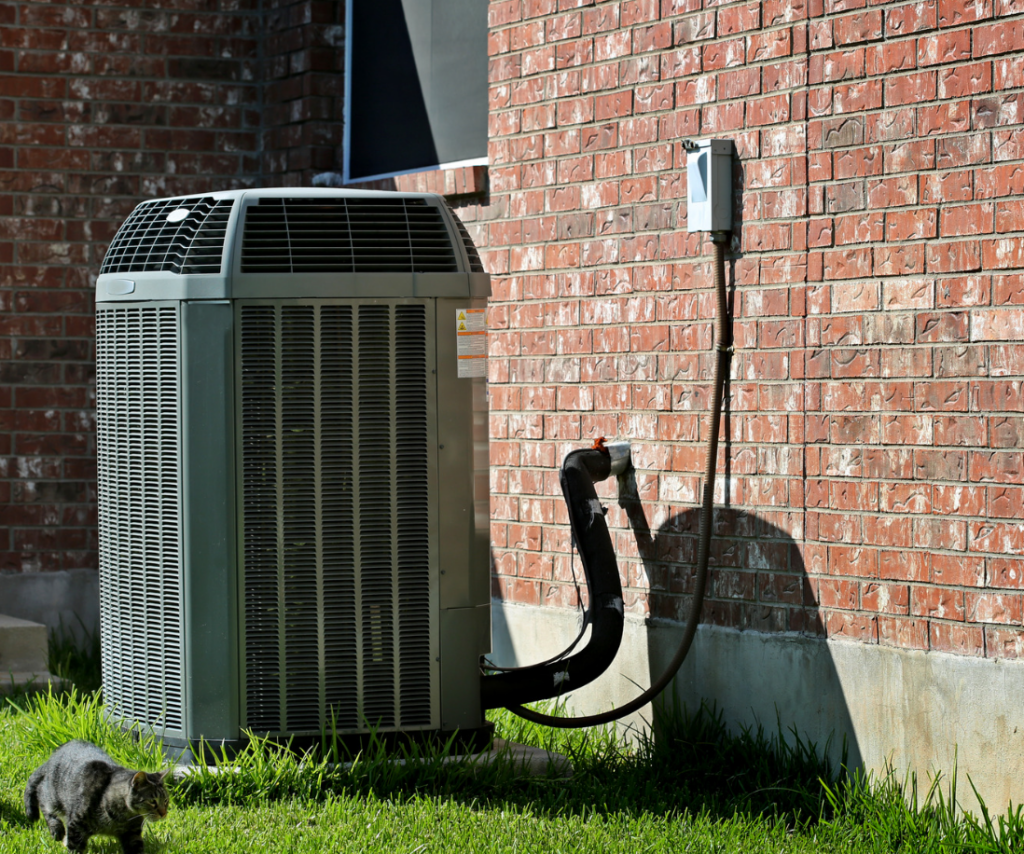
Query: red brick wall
xmin=469 ymin=0 xmax=1024 ymax=659
xmin=5 ymin=0 xmax=1024 ymax=664
xmin=262 ymin=1 xmax=346 ymax=185
xmin=0 ymin=1 xmax=349 ymax=575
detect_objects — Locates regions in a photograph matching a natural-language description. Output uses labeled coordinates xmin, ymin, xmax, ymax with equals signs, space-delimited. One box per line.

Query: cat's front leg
xmin=62 ymin=822 xmax=90 ymax=853
xmin=117 ymin=827 xmax=146 ymax=854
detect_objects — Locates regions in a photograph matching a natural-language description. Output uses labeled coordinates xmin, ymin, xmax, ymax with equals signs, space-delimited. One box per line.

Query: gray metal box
xmin=686 ymin=139 xmax=733 ymax=233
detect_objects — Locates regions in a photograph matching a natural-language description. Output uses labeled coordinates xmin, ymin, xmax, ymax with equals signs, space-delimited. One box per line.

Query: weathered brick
xmin=884 ymin=70 xmax=937 ymax=107
xmin=833 ymin=10 xmax=883 ymax=45
xmin=918 ymin=30 xmax=972 ymax=66
xmin=973 ymin=19 xmax=1024 ymax=57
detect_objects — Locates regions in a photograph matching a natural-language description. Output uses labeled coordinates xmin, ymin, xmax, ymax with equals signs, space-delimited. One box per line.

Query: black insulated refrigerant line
xmin=481 ymin=232 xmax=733 ymax=727
xmin=480 ymin=444 xmax=625 ymax=710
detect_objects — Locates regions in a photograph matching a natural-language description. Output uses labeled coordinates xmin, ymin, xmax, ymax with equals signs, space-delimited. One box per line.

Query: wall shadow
xmin=617 ymin=475 xmax=863 ymax=771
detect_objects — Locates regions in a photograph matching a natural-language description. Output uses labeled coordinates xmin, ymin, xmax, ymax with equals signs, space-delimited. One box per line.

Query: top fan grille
xmin=240 ymin=197 xmax=459 ymax=274
xmin=100 ymin=196 xmax=233 ymax=275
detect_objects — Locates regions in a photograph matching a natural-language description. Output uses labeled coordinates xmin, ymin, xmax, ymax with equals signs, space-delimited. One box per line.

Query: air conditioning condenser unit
xmin=94 ymin=189 xmax=492 ymax=756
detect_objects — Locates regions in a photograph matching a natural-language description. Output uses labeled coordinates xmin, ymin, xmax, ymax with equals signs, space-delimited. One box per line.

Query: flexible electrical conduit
xmin=500 ymin=232 xmax=733 ymax=728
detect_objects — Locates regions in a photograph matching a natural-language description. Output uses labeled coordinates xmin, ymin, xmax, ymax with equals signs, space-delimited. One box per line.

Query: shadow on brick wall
xmin=617 ymin=475 xmax=862 ymax=769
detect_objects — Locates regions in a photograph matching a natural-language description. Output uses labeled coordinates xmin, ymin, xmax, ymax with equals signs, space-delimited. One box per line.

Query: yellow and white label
xmin=456 ymin=308 xmax=487 ymax=378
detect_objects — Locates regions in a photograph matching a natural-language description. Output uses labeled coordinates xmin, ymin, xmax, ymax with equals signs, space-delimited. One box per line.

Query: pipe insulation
xmin=494 ymin=232 xmax=733 ymax=727
xmin=480 ymin=445 xmax=626 ymax=709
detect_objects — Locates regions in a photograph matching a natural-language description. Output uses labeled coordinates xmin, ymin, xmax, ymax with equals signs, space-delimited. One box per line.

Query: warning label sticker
xmin=456 ymin=308 xmax=487 ymax=378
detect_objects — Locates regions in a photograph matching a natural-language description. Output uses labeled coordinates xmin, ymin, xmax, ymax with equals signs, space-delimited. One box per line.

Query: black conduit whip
xmin=492 ymin=232 xmax=733 ymax=728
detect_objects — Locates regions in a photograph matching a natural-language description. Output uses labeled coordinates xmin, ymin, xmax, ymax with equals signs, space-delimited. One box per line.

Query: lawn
xmin=1 ymin=638 xmax=1022 ymax=854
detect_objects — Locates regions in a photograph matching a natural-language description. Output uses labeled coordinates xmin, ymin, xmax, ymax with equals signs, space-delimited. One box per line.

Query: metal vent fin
xmin=96 ymin=305 xmax=184 ymax=732
xmin=240 ymin=197 xmax=459 ymax=274
xmin=240 ymin=302 xmax=434 ymax=734
xmin=100 ymin=196 xmax=233 ymax=275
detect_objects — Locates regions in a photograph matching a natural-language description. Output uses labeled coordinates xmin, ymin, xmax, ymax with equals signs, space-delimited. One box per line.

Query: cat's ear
xmin=131 ymin=771 xmax=147 ymax=789
xmin=155 ymin=770 xmax=170 ymax=783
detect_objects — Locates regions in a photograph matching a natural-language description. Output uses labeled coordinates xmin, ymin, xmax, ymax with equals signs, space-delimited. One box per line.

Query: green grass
xmin=2 ymin=685 xmax=1023 ymax=853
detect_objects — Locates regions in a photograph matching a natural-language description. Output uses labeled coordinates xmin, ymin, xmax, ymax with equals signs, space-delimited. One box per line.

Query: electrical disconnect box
xmin=685 ymin=139 xmax=733 ymax=233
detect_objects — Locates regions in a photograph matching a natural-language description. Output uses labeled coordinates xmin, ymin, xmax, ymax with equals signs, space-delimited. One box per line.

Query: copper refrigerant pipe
xmin=500 ymin=232 xmax=733 ymax=729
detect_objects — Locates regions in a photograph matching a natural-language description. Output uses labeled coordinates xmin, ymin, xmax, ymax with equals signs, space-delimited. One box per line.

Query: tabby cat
xmin=24 ymin=739 xmax=170 ymax=854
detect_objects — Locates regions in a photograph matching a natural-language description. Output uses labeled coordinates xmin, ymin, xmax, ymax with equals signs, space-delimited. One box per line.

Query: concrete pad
xmin=0 ymin=613 xmax=49 ymax=673
xmin=0 ymin=613 xmax=60 ymax=695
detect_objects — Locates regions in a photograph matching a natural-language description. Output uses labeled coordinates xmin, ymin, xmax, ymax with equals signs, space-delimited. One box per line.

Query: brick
xmin=886 ymin=1 xmax=938 ymax=35
xmin=920 ymin=171 xmax=973 ymax=205
xmin=927 ymin=240 xmax=982 ymax=273
xmin=875 ymin=244 xmax=926 ymax=276
xmin=834 ymin=212 xmax=883 ymax=244
xmin=994 ymin=56 xmax=1024 ymax=91
xmin=878 ymin=616 xmax=929 ymax=650
xmin=940 ymin=203 xmax=994 ymax=237
xmin=826 ymin=611 xmax=878 ymax=642
xmin=747 ymin=28 xmax=792 ymax=62
xmin=764 ymin=57 xmax=810 ymax=92
xmin=937 ymin=134 xmax=991 ymax=169
xmin=887 ymin=209 xmax=938 ymax=241
xmin=884 ymin=140 xmax=935 ymax=173
xmin=811 ymin=49 xmax=866 ymax=84
xmin=938 ymin=0 xmax=992 ymax=26
xmin=863 ymin=582 xmax=910 ymax=615
xmin=583 ymin=5 xmax=619 ymax=34
xmin=966 ymin=592 xmax=1022 ymax=624
xmin=913 ymin=585 xmax=966 ymax=620
xmin=986 ymin=628 xmax=1024 ymax=660
xmin=938 ymin=62 xmax=992 ymax=99
xmin=833 ymin=79 xmax=883 ymax=113
xmin=983 ymin=238 xmax=1024 ymax=270
xmin=885 ymin=70 xmax=937 ymax=107
xmin=747 ymin=94 xmax=791 ymax=126
xmin=973 ymin=20 xmax=1024 ymax=57
xmin=718 ymin=2 xmax=760 ymax=35
xmin=918 ymin=30 xmax=972 ymax=66
xmin=673 ymin=11 xmax=715 ymax=43
xmin=866 ymin=41 xmax=917 ymax=76
xmin=930 ymin=622 xmax=985 ymax=656
xmin=867 ymin=176 xmax=918 ymax=209
xmin=833 ymin=10 xmax=883 ymax=45
xmin=975 ymin=94 xmax=1024 ymax=129
xmin=702 ymin=38 xmax=746 ymax=71
xmin=866 ymin=108 xmax=917 ymax=144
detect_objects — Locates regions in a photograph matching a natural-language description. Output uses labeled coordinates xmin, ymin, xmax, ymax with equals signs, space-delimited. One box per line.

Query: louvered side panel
xmin=394 ymin=306 xmax=432 ymax=726
xmin=240 ymin=306 xmax=283 ymax=731
xmin=96 ymin=305 xmax=184 ymax=733
xmin=239 ymin=300 xmax=437 ymax=735
xmin=355 ymin=306 xmax=397 ymax=728
xmin=320 ymin=306 xmax=358 ymax=730
xmin=279 ymin=307 xmax=321 ymax=732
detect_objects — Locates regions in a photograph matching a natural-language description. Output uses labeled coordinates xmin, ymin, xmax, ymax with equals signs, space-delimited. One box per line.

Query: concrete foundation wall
xmin=0 ymin=570 xmax=99 ymax=642
xmin=494 ymin=599 xmax=1024 ymax=814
